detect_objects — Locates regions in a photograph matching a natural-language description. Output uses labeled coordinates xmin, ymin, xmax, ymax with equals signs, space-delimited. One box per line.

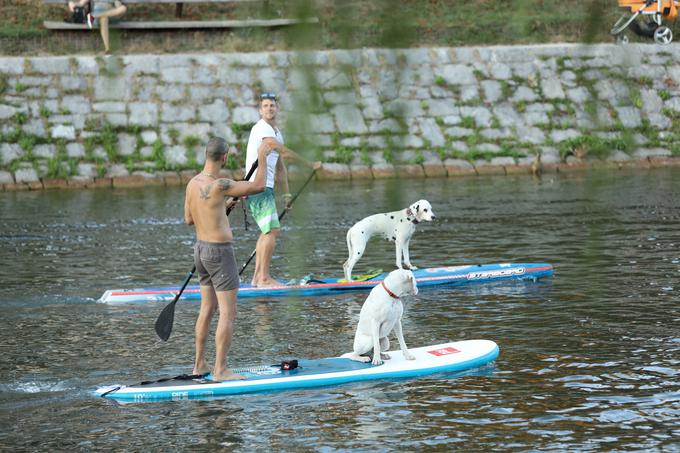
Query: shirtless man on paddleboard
xmin=184 ymin=137 xmax=275 ymax=380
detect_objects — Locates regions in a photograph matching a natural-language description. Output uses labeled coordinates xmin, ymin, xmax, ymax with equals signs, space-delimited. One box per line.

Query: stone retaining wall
xmin=1 ymin=43 xmax=680 ymax=190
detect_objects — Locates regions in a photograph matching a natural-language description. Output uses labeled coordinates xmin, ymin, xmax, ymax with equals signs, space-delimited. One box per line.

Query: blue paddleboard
xmin=99 ymin=263 xmax=553 ymax=304
xmin=95 ymin=340 xmax=499 ymax=402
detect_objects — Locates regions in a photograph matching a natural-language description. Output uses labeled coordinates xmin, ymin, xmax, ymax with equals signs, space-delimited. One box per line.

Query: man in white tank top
xmin=244 ymin=93 xmax=320 ymax=287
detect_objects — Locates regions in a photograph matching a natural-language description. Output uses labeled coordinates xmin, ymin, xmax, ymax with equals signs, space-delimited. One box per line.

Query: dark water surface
xmin=1 ymin=168 xmax=679 ymax=451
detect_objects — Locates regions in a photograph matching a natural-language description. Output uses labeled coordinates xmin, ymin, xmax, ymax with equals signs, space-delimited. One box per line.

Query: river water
xmin=0 ymin=168 xmax=678 ymax=451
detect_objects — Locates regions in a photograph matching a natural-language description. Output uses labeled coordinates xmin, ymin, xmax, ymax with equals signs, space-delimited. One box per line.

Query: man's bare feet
xmin=253 ymin=278 xmax=284 ymax=288
xmin=212 ymin=370 xmax=246 ymax=381
xmin=193 ymin=359 xmax=211 ymax=376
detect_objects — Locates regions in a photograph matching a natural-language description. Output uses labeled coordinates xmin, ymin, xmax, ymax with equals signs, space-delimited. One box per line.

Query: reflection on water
xmin=1 ymin=168 xmax=679 ymax=451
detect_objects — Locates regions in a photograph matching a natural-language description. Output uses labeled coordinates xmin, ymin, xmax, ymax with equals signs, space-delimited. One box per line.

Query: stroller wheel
xmin=654 ymin=26 xmax=673 ymax=44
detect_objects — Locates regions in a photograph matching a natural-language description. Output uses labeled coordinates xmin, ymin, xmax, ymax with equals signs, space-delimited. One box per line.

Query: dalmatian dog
xmin=348 ymin=268 xmax=418 ymax=366
xmin=343 ymin=200 xmax=435 ymax=282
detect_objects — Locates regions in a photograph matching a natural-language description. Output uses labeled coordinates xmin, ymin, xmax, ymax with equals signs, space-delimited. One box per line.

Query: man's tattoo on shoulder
xmin=200 ymin=184 xmax=211 ymax=200
xmin=217 ymin=179 xmax=232 ymax=192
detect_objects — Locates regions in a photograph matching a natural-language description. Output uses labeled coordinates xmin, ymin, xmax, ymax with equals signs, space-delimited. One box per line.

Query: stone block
xmin=332 ymin=105 xmax=367 ymax=134
xmin=22 ymin=120 xmax=46 ymax=137
xmin=118 ymin=133 xmax=137 ymax=156
xmin=129 ymin=103 xmax=158 ymax=127
xmin=14 ymin=166 xmax=39 ymax=183
xmin=198 ymin=99 xmax=229 ymax=124
xmin=633 ymin=148 xmax=672 ymax=159
xmin=164 ymin=145 xmax=188 ymax=166
xmin=161 ymin=67 xmax=193 ymax=84
xmin=348 ymin=165 xmax=373 ymax=179
xmin=51 ymin=124 xmax=76 ymax=140
xmin=106 ymin=164 xmax=129 ymax=178
xmin=0 ymin=105 xmax=17 ymax=120
xmin=0 ymin=170 xmax=14 ymax=184
xmin=141 ymin=130 xmax=158 ymax=145
xmin=443 ymin=158 xmax=476 ymax=175
xmin=78 ymin=163 xmax=98 ymax=178
xmin=615 ymin=107 xmax=642 ymax=128
xmin=93 ymin=102 xmax=126 ymax=113
xmin=316 ymin=163 xmax=351 ymax=180
xmin=441 ymin=64 xmax=477 ymax=85
xmin=33 ymin=144 xmax=57 ymax=159
xmin=395 ymin=163 xmax=425 ymax=178
xmin=0 ymin=58 xmax=24 ymax=75
xmin=42 ymin=178 xmax=70 ymax=190
xmin=29 ymin=57 xmax=71 ymax=75
xmin=94 ymin=76 xmax=128 ymax=101
xmin=0 ymin=143 xmax=24 ymax=165
xmin=371 ymin=163 xmax=396 ymax=178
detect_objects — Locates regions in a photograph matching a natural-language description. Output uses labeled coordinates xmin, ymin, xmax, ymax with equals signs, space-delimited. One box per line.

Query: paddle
xmin=238 ymin=168 xmax=317 ymax=276
xmin=154 ymin=160 xmax=259 ymax=342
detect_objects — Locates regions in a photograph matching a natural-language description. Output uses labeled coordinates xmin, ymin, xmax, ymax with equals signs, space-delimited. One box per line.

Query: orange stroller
xmin=611 ymin=0 xmax=679 ymax=44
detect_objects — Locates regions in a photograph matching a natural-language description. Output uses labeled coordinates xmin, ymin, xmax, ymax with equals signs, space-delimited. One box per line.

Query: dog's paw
xmin=371 ymin=357 xmax=384 ymax=366
xmin=349 ymin=354 xmax=371 ymax=363
xmin=380 ymin=352 xmax=391 ymax=360
xmin=404 ymin=351 xmax=415 ymax=360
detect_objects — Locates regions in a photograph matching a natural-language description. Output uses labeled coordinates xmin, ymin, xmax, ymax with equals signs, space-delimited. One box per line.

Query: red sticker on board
xmin=428 ymin=347 xmax=460 ymax=356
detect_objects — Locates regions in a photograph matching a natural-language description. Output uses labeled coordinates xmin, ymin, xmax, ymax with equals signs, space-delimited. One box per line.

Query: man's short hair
xmin=205 ymin=137 xmax=228 ymax=162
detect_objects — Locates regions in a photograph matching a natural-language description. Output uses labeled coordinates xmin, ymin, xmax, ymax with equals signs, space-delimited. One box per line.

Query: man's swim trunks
xmin=247 ymin=187 xmax=280 ymax=234
xmin=193 ymin=241 xmax=239 ymax=291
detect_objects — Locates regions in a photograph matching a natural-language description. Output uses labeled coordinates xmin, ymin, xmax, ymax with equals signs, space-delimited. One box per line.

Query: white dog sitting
xmin=348 ymin=268 xmax=418 ymax=366
xmin=343 ymin=200 xmax=435 ymax=282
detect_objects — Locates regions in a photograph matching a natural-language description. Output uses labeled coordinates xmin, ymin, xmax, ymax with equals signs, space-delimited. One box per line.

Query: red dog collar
xmin=381 ymin=281 xmax=399 ymax=299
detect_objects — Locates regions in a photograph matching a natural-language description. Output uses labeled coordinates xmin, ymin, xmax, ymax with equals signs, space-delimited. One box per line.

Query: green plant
xmin=460 ymin=116 xmax=476 ymax=129
xmin=630 ymin=90 xmax=642 ymax=109
xmin=152 ymin=140 xmax=166 ymax=170
xmin=413 ymin=150 xmax=425 ymax=165
xmin=515 ymin=101 xmax=527 ymax=113
xmin=39 ymin=106 xmax=51 ymax=118
xmin=167 ymin=128 xmax=180 ymax=144
xmin=420 ymin=100 xmax=429 ymax=110
xmin=12 ymin=112 xmax=27 ymax=125
xmin=658 ymin=89 xmax=671 ymax=101
xmin=183 ymin=135 xmax=201 ymax=149
xmin=434 ymin=75 xmax=446 ymax=86
xmin=14 ymin=82 xmax=27 ymax=93
xmin=0 ymin=74 xmax=7 ymax=94
xmin=329 ymin=146 xmax=353 ymax=164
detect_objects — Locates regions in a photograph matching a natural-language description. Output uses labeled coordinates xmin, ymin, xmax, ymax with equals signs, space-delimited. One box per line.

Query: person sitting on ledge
xmin=86 ymin=0 xmax=127 ymax=55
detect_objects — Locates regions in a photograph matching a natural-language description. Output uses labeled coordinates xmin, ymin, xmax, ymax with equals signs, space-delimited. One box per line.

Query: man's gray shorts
xmin=193 ymin=241 xmax=239 ymax=291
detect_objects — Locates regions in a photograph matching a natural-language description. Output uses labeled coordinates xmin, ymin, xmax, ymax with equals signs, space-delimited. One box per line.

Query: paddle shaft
xmin=238 ymin=169 xmax=317 ymax=276
xmin=154 ymin=160 xmax=259 ymax=341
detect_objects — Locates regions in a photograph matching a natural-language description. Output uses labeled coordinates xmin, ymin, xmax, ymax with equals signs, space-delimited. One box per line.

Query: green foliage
xmin=14 ymin=82 xmax=27 ymax=93
xmin=328 ymin=146 xmax=353 ymax=164
xmin=18 ymin=134 xmax=36 ymax=152
xmin=515 ymin=101 xmax=527 ymax=113
xmin=152 ymin=140 xmax=167 ymax=170
xmin=39 ymin=106 xmax=51 ymax=119
xmin=167 ymin=128 xmax=180 ymax=144
xmin=12 ymin=112 xmax=27 ymax=125
xmin=460 ymin=116 xmax=476 ymax=129
xmin=231 ymin=123 xmax=255 ymax=137
xmin=183 ymin=135 xmax=201 ymax=149
xmin=0 ymin=74 xmax=7 ymax=94
xmin=558 ymin=135 xmax=614 ymax=160
xmin=413 ymin=150 xmax=425 ymax=165
xmin=434 ymin=75 xmax=446 ymax=87
xmin=658 ymin=89 xmax=671 ymax=101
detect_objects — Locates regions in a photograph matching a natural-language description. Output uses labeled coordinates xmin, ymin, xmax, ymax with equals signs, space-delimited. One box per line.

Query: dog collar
xmin=405 ymin=208 xmax=419 ymax=224
xmin=381 ymin=281 xmax=399 ymax=299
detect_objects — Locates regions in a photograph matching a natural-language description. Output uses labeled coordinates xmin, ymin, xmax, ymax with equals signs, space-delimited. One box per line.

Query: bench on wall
xmin=42 ymin=0 xmax=318 ymax=30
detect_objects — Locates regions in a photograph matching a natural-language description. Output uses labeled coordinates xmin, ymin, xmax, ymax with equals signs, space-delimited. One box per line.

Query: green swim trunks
xmin=247 ymin=188 xmax=280 ymax=234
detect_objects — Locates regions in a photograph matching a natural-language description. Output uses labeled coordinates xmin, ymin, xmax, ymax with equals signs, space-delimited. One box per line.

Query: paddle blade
xmin=154 ymin=299 xmax=177 ymax=341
